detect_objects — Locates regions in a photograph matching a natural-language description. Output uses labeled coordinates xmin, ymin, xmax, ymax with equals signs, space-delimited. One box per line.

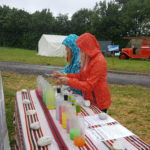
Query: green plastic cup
xmin=76 ymin=105 xmax=81 ymax=113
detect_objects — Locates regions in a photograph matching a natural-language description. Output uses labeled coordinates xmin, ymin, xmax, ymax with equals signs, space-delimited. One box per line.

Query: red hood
xmin=77 ymin=33 xmax=101 ymax=57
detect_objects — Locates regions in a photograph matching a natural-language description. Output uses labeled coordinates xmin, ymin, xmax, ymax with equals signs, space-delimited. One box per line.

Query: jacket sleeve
xmin=67 ymin=61 xmax=105 ymax=91
xmin=67 ymin=72 xmax=81 ymax=79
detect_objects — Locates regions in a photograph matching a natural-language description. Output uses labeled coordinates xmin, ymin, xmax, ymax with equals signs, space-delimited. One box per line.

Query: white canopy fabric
xmin=38 ymin=34 xmax=67 ymax=57
xmin=0 ymin=73 xmax=10 ymax=150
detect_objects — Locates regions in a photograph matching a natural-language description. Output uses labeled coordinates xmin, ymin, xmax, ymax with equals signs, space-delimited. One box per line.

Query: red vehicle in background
xmin=119 ymin=37 xmax=150 ymax=59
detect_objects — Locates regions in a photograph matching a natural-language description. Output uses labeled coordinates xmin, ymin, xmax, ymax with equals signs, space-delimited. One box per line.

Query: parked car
xmin=119 ymin=37 xmax=150 ymax=59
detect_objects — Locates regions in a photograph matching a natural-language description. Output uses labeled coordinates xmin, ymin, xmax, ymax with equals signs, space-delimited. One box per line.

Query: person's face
xmin=65 ymin=46 xmax=72 ymax=64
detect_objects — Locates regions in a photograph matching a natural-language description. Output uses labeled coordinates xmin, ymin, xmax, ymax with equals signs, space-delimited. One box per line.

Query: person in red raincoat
xmin=56 ymin=33 xmax=111 ymax=112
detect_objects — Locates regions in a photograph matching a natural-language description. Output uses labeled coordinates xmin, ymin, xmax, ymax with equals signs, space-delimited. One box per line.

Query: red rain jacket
xmin=67 ymin=33 xmax=111 ymax=110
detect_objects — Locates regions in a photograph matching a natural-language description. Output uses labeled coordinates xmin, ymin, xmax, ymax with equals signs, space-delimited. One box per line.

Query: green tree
xmin=117 ymin=0 xmax=150 ymax=36
xmin=53 ymin=14 xmax=71 ymax=35
xmin=91 ymin=1 xmax=123 ymax=43
xmin=0 ymin=6 xmax=31 ymax=47
xmin=71 ymin=8 xmax=93 ymax=35
xmin=29 ymin=9 xmax=55 ymax=49
xmin=0 ymin=5 xmax=11 ymax=45
xmin=0 ymin=0 xmax=150 ymax=50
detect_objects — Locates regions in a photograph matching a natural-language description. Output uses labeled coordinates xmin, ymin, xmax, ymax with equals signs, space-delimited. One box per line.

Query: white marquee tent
xmin=38 ymin=34 xmax=67 ymax=57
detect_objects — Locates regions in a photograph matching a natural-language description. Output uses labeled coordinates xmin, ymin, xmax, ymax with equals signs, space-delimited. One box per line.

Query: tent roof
xmin=42 ymin=34 xmax=67 ymax=43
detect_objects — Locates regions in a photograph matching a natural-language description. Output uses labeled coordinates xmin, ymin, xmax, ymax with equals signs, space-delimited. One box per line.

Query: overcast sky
xmin=0 ymin=0 xmax=109 ymax=17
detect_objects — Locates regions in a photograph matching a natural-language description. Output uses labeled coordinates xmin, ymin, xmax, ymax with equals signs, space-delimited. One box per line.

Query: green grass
xmin=2 ymin=72 xmax=150 ymax=149
xmin=2 ymin=72 xmax=37 ymax=148
xmin=4 ymin=87 xmax=15 ymax=146
xmin=109 ymin=84 xmax=150 ymax=144
xmin=0 ymin=47 xmax=66 ymax=66
xmin=106 ymin=57 xmax=150 ymax=73
xmin=0 ymin=47 xmax=150 ymax=73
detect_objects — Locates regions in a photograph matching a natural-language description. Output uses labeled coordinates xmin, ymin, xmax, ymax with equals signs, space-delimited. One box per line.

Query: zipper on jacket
xmin=92 ymin=91 xmax=97 ymax=104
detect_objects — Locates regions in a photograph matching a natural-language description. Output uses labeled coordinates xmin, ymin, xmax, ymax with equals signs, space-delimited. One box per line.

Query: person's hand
xmin=56 ymin=77 xmax=69 ymax=85
xmin=51 ymin=72 xmax=66 ymax=78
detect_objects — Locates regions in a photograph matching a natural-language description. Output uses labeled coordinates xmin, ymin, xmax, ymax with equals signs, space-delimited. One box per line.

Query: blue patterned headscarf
xmin=60 ymin=34 xmax=82 ymax=95
xmin=61 ymin=34 xmax=81 ymax=74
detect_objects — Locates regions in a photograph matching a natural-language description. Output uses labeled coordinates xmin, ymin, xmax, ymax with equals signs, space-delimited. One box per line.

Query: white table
xmin=15 ymin=89 xmax=150 ymax=150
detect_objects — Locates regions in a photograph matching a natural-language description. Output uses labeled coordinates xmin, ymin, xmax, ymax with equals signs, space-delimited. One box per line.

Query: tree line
xmin=0 ymin=0 xmax=150 ymax=50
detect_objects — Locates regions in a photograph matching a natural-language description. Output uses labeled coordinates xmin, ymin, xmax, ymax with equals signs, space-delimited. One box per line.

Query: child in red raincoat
xmin=56 ymin=33 xmax=111 ymax=112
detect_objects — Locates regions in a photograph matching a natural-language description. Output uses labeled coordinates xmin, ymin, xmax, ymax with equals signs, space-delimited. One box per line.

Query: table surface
xmin=15 ymin=90 xmax=150 ymax=150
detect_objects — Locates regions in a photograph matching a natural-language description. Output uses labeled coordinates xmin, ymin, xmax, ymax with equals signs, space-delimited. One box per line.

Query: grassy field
xmin=2 ymin=72 xmax=150 ymax=149
xmin=106 ymin=57 xmax=150 ymax=73
xmin=0 ymin=47 xmax=150 ymax=73
xmin=0 ymin=47 xmax=66 ymax=66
